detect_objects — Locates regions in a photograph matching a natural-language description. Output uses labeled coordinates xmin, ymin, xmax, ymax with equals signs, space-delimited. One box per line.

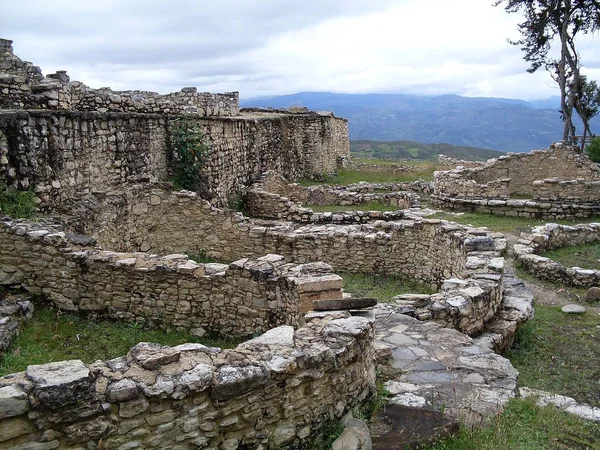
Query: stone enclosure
xmin=432 ymin=143 xmax=600 ymax=219
xmin=0 ymin=39 xmax=545 ymax=449
xmin=514 ymin=222 xmax=600 ymax=287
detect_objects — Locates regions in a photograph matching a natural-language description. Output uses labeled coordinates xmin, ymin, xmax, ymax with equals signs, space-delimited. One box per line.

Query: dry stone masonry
xmin=0 ymin=217 xmax=346 ymax=337
xmin=433 ymin=143 xmax=600 ymax=219
xmin=0 ymin=40 xmax=350 ymax=209
xmin=514 ymin=222 xmax=600 ymax=287
xmin=0 ymin=315 xmax=375 ymax=449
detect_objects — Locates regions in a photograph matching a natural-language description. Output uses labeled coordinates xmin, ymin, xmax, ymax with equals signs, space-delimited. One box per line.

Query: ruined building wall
xmin=439 ymin=144 xmax=600 ymax=197
xmin=0 ymin=316 xmax=375 ymax=449
xmin=89 ymin=187 xmax=467 ymax=286
xmin=0 ymin=218 xmax=345 ymax=337
xmin=0 ymin=110 xmax=349 ymax=210
xmin=0 ymin=38 xmax=239 ymax=116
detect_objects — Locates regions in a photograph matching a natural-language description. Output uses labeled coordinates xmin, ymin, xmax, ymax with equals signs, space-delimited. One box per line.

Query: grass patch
xmin=307 ymin=202 xmax=401 ymax=213
xmin=504 ymin=305 xmax=600 ymax=408
xmin=431 ymin=212 xmax=600 ymax=234
xmin=514 ymin=266 xmax=588 ymax=302
xmin=341 ymin=272 xmax=435 ymax=302
xmin=298 ymin=162 xmax=437 ymax=186
xmin=0 ymin=186 xmax=36 ymax=219
xmin=423 ymin=397 xmax=600 ymax=450
xmin=0 ymin=304 xmax=242 ymax=376
xmin=541 ymin=241 xmax=600 ymax=271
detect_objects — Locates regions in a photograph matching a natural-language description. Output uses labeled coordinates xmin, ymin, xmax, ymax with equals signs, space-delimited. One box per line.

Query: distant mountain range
xmin=241 ymin=92 xmax=598 ymax=153
xmin=351 ymin=140 xmax=505 ymax=162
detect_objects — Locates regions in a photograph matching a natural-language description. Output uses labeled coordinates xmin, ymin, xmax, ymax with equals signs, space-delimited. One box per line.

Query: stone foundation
xmin=0 ymin=315 xmax=375 ymax=449
xmin=514 ymin=222 xmax=600 ymax=287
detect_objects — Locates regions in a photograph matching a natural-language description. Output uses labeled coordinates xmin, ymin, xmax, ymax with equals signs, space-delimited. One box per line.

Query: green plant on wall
xmin=0 ymin=185 xmax=36 ymax=218
xmin=585 ymin=136 xmax=600 ymax=163
xmin=167 ymin=117 xmax=210 ymax=192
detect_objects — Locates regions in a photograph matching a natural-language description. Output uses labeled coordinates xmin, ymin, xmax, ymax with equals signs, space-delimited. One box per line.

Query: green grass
xmin=423 ymin=397 xmax=600 ymax=450
xmin=298 ymin=163 xmax=437 ymax=187
xmin=0 ymin=304 xmax=242 ymax=376
xmin=431 ymin=212 xmax=600 ymax=234
xmin=341 ymin=272 xmax=436 ymax=302
xmin=188 ymin=249 xmax=218 ymax=264
xmin=541 ymin=241 xmax=600 ymax=271
xmin=307 ymin=202 xmax=402 ymax=213
xmin=0 ymin=186 xmax=36 ymax=219
xmin=504 ymin=305 xmax=600 ymax=408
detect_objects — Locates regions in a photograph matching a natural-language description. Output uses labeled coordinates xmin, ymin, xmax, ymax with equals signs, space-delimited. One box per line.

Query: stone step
xmin=312 ymin=297 xmax=377 ymax=311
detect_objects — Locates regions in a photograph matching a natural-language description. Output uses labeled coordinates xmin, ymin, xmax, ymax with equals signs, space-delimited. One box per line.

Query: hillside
xmin=351 ymin=140 xmax=505 ymax=161
xmin=241 ymin=92 xmax=599 ymax=153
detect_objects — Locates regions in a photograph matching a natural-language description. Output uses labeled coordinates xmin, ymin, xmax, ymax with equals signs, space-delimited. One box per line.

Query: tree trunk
xmin=560 ymin=0 xmax=576 ymax=143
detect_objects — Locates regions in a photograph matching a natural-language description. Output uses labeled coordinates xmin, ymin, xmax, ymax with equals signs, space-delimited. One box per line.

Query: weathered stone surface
xmin=333 ymin=418 xmax=372 ymax=450
xmin=586 ymin=286 xmax=600 ymax=301
xmin=520 ymin=387 xmax=600 ymax=422
xmin=0 ymin=385 xmax=29 ymax=418
xmin=127 ymin=343 xmax=181 ymax=370
xmin=561 ymin=304 xmax=586 ymax=314
xmin=241 ymin=325 xmax=295 ymax=347
xmin=212 ymin=365 xmax=268 ymax=401
xmin=107 ymin=379 xmax=139 ymax=403
xmin=313 ymin=297 xmax=377 ymax=311
xmin=375 ymin=304 xmax=518 ymax=427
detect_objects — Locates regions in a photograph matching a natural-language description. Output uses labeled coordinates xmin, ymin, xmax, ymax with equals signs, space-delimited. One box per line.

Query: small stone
xmin=0 ymin=385 xmax=29 ymax=419
xmin=586 ymin=287 xmax=600 ymax=302
xmin=561 ymin=304 xmax=586 ymax=314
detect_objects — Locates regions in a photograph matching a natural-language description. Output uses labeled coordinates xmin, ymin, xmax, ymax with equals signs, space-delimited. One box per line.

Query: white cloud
xmin=3 ymin=0 xmax=600 ymax=100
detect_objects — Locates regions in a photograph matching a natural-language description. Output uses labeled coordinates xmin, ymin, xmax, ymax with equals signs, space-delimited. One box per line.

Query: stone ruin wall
xmin=0 ymin=109 xmax=349 ymax=210
xmin=243 ymin=172 xmax=420 ymax=221
xmin=0 ymin=316 xmax=375 ymax=449
xmin=435 ymin=143 xmax=600 ymax=198
xmin=432 ymin=144 xmax=600 ymax=218
xmin=80 ymin=186 xmax=507 ymax=336
xmin=514 ymin=222 xmax=600 ymax=287
xmin=88 ymin=187 xmax=466 ymax=286
xmin=0 ymin=39 xmax=239 ymax=117
xmin=0 ymin=218 xmax=346 ymax=337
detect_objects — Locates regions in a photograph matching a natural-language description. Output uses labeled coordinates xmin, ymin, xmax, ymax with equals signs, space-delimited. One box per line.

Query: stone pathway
xmin=373 ymin=304 xmax=519 ymax=428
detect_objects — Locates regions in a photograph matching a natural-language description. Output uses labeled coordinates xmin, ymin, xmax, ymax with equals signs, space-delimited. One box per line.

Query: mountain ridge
xmin=241 ymin=92 xmax=594 ymax=153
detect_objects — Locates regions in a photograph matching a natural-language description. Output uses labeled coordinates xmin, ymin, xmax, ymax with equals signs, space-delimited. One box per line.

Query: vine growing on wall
xmin=167 ymin=117 xmax=210 ymax=192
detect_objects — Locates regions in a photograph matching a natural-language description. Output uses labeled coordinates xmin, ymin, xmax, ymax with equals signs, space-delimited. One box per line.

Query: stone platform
xmin=373 ymin=304 xmax=518 ymax=427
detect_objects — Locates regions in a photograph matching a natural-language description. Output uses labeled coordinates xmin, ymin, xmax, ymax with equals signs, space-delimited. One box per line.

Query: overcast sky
xmin=3 ymin=0 xmax=600 ymax=101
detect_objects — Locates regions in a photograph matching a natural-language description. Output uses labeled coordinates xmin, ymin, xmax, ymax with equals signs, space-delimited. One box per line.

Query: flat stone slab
xmin=561 ymin=304 xmax=586 ymax=314
xmin=370 ymin=404 xmax=458 ymax=449
xmin=520 ymin=387 xmax=600 ymax=422
xmin=374 ymin=304 xmax=518 ymax=427
xmin=313 ymin=297 xmax=377 ymax=311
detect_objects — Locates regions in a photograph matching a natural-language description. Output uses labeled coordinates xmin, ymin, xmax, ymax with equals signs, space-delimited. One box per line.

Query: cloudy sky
xmin=3 ymin=0 xmax=600 ymax=101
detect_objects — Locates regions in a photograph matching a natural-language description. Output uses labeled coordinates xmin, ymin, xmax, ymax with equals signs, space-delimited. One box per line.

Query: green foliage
xmin=167 ymin=117 xmax=209 ymax=191
xmin=307 ymin=202 xmax=402 ymax=213
xmin=585 ymin=136 xmax=600 ymax=162
xmin=540 ymin=241 xmax=600 ymax=271
xmin=0 ymin=185 xmax=36 ymax=218
xmin=424 ymin=397 xmax=600 ymax=450
xmin=351 ymin=140 xmax=505 ymax=162
xmin=340 ymin=272 xmax=435 ymax=303
xmin=0 ymin=303 xmax=242 ymax=376
xmin=504 ymin=305 xmax=600 ymax=408
xmin=187 ymin=249 xmax=217 ymax=264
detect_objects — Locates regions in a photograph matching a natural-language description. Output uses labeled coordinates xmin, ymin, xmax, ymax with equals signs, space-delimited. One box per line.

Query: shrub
xmin=584 ymin=136 xmax=600 ymax=162
xmin=167 ymin=117 xmax=210 ymax=191
xmin=0 ymin=186 xmax=36 ymax=218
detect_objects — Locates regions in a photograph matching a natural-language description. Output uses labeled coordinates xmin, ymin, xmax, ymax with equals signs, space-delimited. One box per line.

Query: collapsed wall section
xmin=0 ymin=110 xmax=349 ymax=210
xmin=0 ymin=316 xmax=375 ymax=449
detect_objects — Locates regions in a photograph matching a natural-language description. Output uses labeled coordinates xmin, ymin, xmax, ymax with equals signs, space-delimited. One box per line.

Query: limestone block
xmin=0 ymin=385 xmax=29 ymax=419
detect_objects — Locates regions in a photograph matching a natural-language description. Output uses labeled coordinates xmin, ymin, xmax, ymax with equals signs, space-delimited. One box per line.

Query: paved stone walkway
xmin=374 ymin=304 xmax=519 ymax=427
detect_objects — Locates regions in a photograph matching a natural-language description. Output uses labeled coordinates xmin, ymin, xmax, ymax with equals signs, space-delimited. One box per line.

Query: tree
xmin=572 ymin=75 xmax=600 ymax=149
xmin=494 ymin=0 xmax=600 ymax=147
